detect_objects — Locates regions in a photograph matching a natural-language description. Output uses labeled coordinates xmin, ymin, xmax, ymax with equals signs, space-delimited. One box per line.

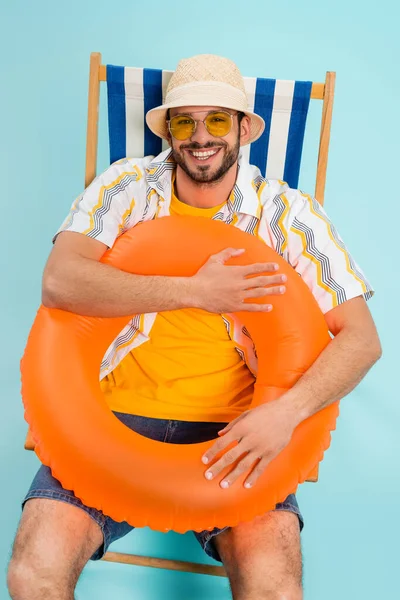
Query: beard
xmin=171 ymin=135 xmax=240 ymax=184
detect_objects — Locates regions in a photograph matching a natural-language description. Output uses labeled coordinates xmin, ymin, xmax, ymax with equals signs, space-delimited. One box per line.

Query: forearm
xmin=280 ymin=326 xmax=382 ymax=424
xmin=42 ymin=256 xmax=192 ymax=317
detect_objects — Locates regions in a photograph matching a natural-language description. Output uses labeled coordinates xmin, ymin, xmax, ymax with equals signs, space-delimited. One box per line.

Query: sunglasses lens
xmin=169 ymin=115 xmax=196 ymax=140
xmin=205 ymin=112 xmax=232 ymax=137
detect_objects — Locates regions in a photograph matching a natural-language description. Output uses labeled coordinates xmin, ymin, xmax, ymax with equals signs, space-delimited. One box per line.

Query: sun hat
xmin=145 ymin=54 xmax=265 ymax=145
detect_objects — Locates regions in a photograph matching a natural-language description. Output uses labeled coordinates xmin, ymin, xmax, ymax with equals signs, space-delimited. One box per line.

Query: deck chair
xmin=24 ymin=52 xmax=336 ymax=578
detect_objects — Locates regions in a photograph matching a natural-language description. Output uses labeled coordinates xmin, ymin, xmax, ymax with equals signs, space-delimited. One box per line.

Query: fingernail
xmin=265 ymin=304 xmax=273 ymax=311
xmin=244 ymin=482 xmax=252 ymax=489
xmin=202 ymin=456 xmax=209 ymax=464
xmin=220 ymin=481 xmax=229 ymax=488
xmin=274 ymin=264 xmax=279 ymax=270
xmin=281 ymin=275 xmax=287 ymax=282
xmin=279 ymin=286 xmax=286 ymax=293
xmin=205 ymin=471 xmax=213 ymax=480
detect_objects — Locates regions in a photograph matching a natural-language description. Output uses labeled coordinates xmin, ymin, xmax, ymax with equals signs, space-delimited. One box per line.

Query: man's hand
xmin=188 ymin=248 xmax=287 ymax=313
xmin=201 ymin=399 xmax=300 ymax=489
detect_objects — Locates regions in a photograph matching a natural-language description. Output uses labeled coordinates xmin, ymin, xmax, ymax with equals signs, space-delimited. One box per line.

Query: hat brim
xmin=146 ymin=101 xmax=265 ymax=146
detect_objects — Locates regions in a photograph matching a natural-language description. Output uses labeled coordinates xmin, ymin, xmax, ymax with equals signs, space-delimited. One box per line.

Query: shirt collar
xmin=146 ymin=148 xmax=262 ymax=220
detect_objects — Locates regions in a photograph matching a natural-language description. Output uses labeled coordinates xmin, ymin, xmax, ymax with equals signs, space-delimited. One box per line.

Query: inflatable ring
xmin=21 ymin=216 xmax=339 ymax=533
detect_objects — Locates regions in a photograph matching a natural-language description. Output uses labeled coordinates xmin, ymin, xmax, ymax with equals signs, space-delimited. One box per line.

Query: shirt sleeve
xmin=54 ymin=160 xmax=142 ymax=247
xmin=286 ymin=190 xmax=374 ymax=314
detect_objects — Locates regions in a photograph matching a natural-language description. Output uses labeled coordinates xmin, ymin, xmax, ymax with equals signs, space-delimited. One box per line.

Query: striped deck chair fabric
xmin=106 ymin=65 xmax=312 ymax=189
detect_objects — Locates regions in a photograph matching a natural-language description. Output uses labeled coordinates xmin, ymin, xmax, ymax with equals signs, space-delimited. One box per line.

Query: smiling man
xmin=8 ymin=55 xmax=381 ymax=600
xmin=169 ymin=107 xmax=243 ymax=181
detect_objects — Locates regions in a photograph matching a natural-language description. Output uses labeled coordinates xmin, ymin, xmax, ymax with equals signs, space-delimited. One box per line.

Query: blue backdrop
xmin=1 ymin=0 xmax=398 ymax=598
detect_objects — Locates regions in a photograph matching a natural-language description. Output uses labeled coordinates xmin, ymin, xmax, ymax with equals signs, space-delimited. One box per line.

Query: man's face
xmin=168 ymin=105 xmax=250 ymax=184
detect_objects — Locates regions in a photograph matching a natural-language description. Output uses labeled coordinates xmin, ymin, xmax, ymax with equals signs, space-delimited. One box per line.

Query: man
xmin=8 ymin=54 xmax=381 ymax=600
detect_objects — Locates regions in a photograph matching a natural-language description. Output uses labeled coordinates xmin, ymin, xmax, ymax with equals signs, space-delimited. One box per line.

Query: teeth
xmin=190 ymin=149 xmax=218 ymax=160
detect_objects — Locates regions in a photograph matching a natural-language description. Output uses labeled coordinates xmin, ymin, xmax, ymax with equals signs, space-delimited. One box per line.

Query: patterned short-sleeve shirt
xmin=56 ymin=148 xmax=374 ymax=379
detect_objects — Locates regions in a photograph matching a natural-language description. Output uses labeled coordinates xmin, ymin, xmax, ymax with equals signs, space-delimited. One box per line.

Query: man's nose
xmin=190 ymin=120 xmax=210 ymax=144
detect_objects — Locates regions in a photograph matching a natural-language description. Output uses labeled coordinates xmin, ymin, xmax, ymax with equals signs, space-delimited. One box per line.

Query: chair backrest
xmin=106 ymin=65 xmax=312 ymax=190
xmin=84 ymin=54 xmax=335 ymax=206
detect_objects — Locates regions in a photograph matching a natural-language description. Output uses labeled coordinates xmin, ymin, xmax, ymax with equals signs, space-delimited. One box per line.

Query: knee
xmin=8 ymin=557 xmax=32 ymax=599
xmin=8 ymin=557 xmax=42 ymax=599
xmin=7 ymin=556 xmax=67 ymax=600
xmin=264 ymin=586 xmax=303 ymax=600
xmin=275 ymin=586 xmax=303 ymax=600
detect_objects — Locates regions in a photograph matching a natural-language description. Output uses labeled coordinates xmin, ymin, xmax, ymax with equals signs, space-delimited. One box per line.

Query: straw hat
xmin=146 ymin=54 xmax=265 ymax=145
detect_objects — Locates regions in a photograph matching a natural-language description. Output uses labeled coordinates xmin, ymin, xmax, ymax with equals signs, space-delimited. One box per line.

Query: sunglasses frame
xmin=166 ymin=110 xmax=238 ymax=140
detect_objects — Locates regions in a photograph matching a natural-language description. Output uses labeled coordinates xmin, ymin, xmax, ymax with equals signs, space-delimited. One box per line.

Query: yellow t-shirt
xmin=100 ymin=187 xmax=255 ymax=422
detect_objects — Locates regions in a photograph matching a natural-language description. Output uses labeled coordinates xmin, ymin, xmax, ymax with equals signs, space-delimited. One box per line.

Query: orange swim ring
xmin=21 ymin=216 xmax=339 ymax=533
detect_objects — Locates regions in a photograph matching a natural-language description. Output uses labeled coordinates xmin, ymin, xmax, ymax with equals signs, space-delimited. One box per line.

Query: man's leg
xmin=7 ymin=498 xmax=104 ymax=600
xmin=215 ymin=510 xmax=303 ymax=600
xmin=8 ymin=413 xmax=170 ymax=600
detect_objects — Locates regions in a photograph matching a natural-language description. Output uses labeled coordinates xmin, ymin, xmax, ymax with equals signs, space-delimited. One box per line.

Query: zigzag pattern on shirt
xmin=308 ymin=195 xmax=373 ymax=297
xmin=114 ymin=158 xmax=135 ymax=168
xmin=146 ymin=156 xmax=175 ymax=185
xmin=85 ymin=171 xmax=141 ymax=239
xmin=362 ymin=290 xmax=374 ymax=300
xmin=230 ymin=184 xmax=244 ymax=213
xmin=212 ymin=210 xmax=225 ymax=221
xmin=118 ymin=196 xmax=136 ymax=236
xmin=252 ymin=175 xmax=267 ymax=194
xmin=221 ymin=316 xmax=230 ymax=334
xmin=63 ymin=194 xmax=84 ymax=231
xmin=270 ymin=194 xmax=289 ymax=256
xmin=225 ymin=213 xmax=235 ymax=226
xmin=140 ymin=187 xmax=156 ymax=222
xmin=291 ymin=217 xmax=347 ymax=305
xmin=244 ymin=216 xmax=259 ymax=235
xmin=100 ymin=315 xmax=142 ymax=373
xmin=242 ymin=326 xmax=257 ymax=359
xmin=235 ymin=347 xmax=245 ymax=362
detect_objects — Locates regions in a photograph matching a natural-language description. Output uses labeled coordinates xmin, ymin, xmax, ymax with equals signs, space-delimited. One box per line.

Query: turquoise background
xmin=1 ymin=0 xmax=398 ymax=598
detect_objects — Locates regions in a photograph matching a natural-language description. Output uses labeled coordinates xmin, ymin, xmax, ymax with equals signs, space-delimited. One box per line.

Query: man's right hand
xmin=188 ymin=248 xmax=287 ymax=314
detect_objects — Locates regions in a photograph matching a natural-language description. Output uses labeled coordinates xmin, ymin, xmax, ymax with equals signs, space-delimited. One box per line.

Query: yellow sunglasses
xmin=167 ymin=110 xmax=237 ymax=141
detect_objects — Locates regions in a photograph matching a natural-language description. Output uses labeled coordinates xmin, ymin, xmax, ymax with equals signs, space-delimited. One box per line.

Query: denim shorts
xmin=22 ymin=412 xmax=304 ymax=563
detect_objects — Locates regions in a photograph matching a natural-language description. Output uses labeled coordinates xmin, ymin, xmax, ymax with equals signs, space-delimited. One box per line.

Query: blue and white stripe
xmin=106 ymin=65 xmax=312 ymax=189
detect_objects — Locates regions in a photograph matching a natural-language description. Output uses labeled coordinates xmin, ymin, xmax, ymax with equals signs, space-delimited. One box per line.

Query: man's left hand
xmin=201 ymin=399 xmax=300 ymax=489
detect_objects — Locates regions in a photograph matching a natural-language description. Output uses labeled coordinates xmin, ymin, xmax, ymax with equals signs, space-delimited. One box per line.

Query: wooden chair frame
xmin=24 ymin=52 xmax=336 ymax=578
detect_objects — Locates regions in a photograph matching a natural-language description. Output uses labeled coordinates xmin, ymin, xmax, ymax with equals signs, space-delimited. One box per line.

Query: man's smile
xmin=186 ymin=147 xmax=222 ymax=164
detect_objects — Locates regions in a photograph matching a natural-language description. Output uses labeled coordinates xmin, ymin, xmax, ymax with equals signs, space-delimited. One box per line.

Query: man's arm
xmin=200 ymin=189 xmax=381 ymax=487
xmin=42 ymin=231 xmax=192 ymax=316
xmin=201 ymin=296 xmax=382 ymax=487
xmin=279 ymin=295 xmax=382 ymax=423
xmin=42 ymin=231 xmax=286 ymax=316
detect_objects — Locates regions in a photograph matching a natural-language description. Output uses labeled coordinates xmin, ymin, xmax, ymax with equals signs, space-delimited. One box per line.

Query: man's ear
xmin=240 ymin=115 xmax=251 ymax=145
